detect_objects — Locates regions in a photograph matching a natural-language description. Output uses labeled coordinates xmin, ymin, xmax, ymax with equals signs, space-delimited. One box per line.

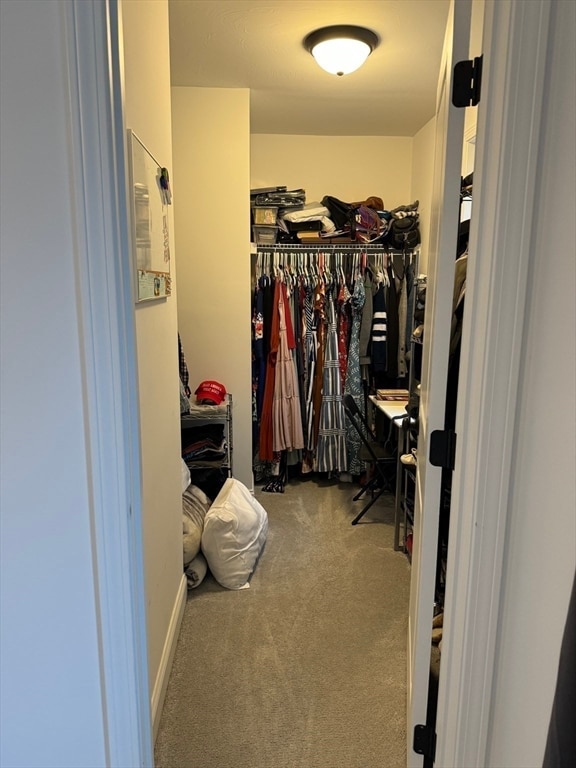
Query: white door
xmin=407 ymin=1 xmax=471 ymax=765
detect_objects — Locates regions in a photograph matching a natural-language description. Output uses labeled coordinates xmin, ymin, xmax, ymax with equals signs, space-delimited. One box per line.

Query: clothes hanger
xmin=338 ymin=252 xmax=347 ymax=288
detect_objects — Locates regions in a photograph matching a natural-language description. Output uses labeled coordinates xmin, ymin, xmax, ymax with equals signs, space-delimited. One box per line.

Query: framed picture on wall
xmin=127 ymin=129 xmax=171 ymax=302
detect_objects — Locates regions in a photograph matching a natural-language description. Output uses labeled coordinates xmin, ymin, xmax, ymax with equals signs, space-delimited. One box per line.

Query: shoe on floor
xmin=433 ymin=612 xmax=444 ymax=629
xmin=400 ymin=451 xmax=417 ymax=466
xmin=432 ymin=627 xmax=443 ymax=645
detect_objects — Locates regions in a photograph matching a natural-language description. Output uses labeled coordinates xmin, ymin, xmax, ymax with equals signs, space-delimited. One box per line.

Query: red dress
xmin=258 ymin=280 xmax=280 ymax=461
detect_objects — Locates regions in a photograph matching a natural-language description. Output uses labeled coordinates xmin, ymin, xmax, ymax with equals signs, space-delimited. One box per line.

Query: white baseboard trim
xmin=151 ymin=574 xmax=187 ymax=741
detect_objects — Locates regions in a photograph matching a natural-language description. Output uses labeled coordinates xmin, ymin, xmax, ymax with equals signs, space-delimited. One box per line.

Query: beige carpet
xmin=155 ymin=476 xmax=411 ymax=768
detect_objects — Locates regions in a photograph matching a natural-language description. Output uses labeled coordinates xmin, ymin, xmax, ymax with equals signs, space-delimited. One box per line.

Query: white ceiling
xmin=168 ymin=0 xmax=450 ymax=137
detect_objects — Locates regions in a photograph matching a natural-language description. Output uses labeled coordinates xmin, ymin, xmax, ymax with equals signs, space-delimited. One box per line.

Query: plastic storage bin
xmin=252 ymin=206 xmax=278 ymax=225
xmin=252 ymin=225 xmax=278 ymax=244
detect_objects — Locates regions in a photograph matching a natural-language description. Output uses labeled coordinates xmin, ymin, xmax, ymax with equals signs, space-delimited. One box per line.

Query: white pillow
xmin=201 ymin=478 xmax=268 ymax=590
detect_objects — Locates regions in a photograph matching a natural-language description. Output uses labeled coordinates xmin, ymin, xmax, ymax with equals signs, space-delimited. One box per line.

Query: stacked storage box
xmin=250 ymin=186 xmax=306 ymax=244
xmin=251 ymin=205 xmax=279 ymax=244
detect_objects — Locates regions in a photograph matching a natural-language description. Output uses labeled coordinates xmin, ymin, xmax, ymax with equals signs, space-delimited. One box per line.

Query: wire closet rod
xmin=254 ymin=244 xmax=419 ymax=283
xmin=255 ymin=243 xmax=417 ymax=253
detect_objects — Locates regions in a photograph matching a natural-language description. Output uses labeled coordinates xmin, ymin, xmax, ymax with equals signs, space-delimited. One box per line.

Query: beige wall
xmin=122 ymin=0 xmax=184 ymax=700
xmin=171 ymin=87 xmax=253 ymax=491
xmin=410 ymin=116 xmax=436 ymax=275
xmin=251 ymin=134 xmax=413 ymax=209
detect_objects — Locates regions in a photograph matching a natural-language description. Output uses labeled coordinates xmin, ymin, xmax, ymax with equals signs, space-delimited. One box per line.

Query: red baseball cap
xmin=195 ymin=380 xmax=227 ymax=405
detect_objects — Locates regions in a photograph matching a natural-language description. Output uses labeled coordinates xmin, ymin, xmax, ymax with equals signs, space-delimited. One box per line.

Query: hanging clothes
xmin=272 ymin=281 xmax=305 ymax=453
xmin=252 ymin=281 xmax=266 ymax=419
xmin=252 ymin=276 xmax=278 ymax=481
xmin=393 ymin=253 xmax=408 ymax=379
xmin=344 ymin=275 xmax=366 ymax=476
xmin=311 ymin=279 xmax=326 ymax=450
xmin=359 ymin=270 xmax=373 ymax=367
xmin=253 ymin=245 xmax=419 ymax=483
xmin=385 ymin=264 xmax=399 ymax=380
xmin=178 ymin=333 xmax=191 ymax=397
xmin=300 ymin=281 xmax=317 ymax=473
xmin=337 ymin=280 xmax=351 ymax=390
xmin=371 ymin=281 xmax=388 ymax=375
xmin=294 ymin=282 xmax=307 ymax=434
xmin=317 ymin=291 xmax=348 ymax=473
xmin=405 ymin=259 xmax=416 ymax=353
xmin=259 ymin=279 xmax=281 ymax=462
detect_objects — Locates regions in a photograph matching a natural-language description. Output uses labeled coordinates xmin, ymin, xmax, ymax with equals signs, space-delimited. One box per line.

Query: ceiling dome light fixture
xmin=304 ymin=25 xmax=379 ymax=76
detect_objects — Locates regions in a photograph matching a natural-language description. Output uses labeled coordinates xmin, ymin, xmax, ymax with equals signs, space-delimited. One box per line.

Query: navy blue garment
xmin=371 ymin=283 xmax=387 ymax=374
xmin=253 ymin=281 xmax=266 ymax=419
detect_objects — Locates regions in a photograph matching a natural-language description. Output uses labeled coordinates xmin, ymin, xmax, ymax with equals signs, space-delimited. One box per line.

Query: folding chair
xmin=343 ymin=394 xmax=397 ymax=525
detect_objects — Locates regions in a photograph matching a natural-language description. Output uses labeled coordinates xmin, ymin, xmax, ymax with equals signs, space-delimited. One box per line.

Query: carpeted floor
xmin=154 ymin=476 xmax=411 ymax=768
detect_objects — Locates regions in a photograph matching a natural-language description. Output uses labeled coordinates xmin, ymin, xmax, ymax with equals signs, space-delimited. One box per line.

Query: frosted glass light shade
xmin=311 ymin=38 xmax=371 ymax=76
xmin=304 ymin=25 xmax=379 ymax=77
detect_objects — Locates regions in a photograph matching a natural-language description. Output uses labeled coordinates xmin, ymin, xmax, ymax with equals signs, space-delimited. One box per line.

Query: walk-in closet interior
xmin=121 ymin=1 xmax=486 ymax=765
xmin=121 ymin=1 xmax=511 ymax=766
xmin=2 ymin=0 xmax=576 ymax=766
xmin=140 ymin=1 xmax=485 ymax=764
xmin=3 ymin=0 xmax=575 ymax=766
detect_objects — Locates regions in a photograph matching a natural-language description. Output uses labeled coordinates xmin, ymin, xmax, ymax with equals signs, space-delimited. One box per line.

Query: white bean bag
xmin=185 ymin=551 xmax=208 ymax=590
xmin=201 ymin=478 xmax=268 ymax=590
xmin=182 ymin=484 xmax=212 ymax=566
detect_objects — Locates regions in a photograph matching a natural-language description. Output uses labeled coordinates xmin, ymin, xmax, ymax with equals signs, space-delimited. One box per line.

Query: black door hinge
xmin=429 ymin=429 xmax=457 ymax=470
xmin=452 ymin=54 xmax=483 ymax=107
xmin=414 ymin=724 xmax=437 ymax=761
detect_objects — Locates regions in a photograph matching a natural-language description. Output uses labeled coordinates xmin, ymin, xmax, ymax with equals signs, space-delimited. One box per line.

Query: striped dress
xmin=311 ymin=280 xmax=326 ymax=450
xmin=371 ymin=282 xmax=388 ymax=374
xmin=344 ymin=276 xmax=366 ymax=475
xmin=316 ymin=292 xmax=348 ymax=473
xmin=303 ymin=282 xmax=317 ymax=451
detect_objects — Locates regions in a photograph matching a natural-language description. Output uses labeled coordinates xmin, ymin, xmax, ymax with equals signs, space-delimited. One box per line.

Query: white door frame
xmin=65 ymin=1 xmax=152 ymax=765
xmin=65 ymin=0 xmax=554 ymax=765
xmin=407 ymin=3 xmax=471 ymax=764
xmin=436 ymin=1 xmax=553 ymax=766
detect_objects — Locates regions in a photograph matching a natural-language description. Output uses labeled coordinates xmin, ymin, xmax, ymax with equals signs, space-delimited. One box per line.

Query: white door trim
xmin=407 ymin=3 xmax=471 ymax=765
xmin=436 ymin=1 xmax=553 ymax=766
xmin=65 ymin=1 xmax=152 ymax=765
